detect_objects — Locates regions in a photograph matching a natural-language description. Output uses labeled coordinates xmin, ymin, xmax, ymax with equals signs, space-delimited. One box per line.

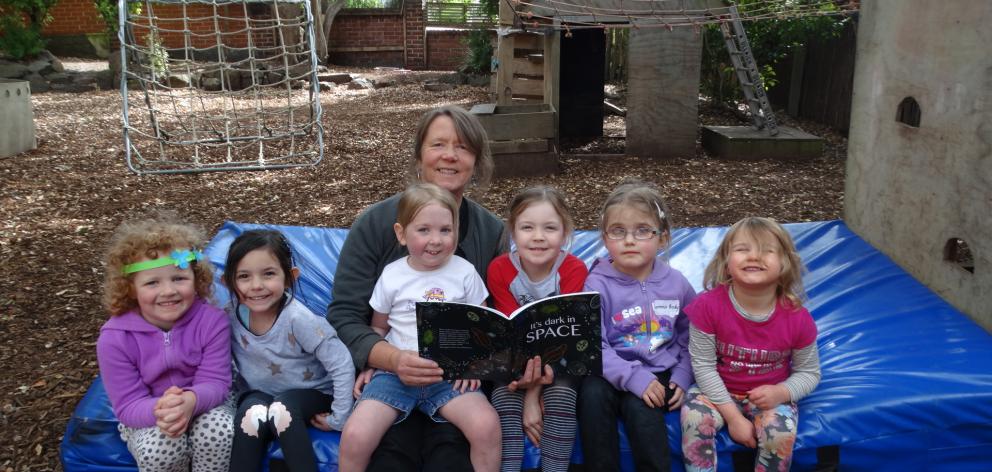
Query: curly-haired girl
xmin=97 ymin=212 xmax=234 ymax=472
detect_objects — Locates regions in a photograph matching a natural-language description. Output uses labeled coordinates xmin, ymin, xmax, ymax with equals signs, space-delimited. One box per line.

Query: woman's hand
xmin=392 ymin=350 xmax=444 ymax=386
xmin=310 ymin=413 xmax=332 ymax=432
xmin=727 ymin=415 xmax=757 ymax=448
xmin=508 ymin=356 xmax=554 ymax=392
xmin=353 ymin=368 xmax=375 ymax=399
xmin=667 ymin=383 xmax=685 ymax=411
xmin=452 ymin=378 xmax=480 ymax=393
xmin=747 ymin=384 xmax=790 ymax=411
xmin=522 ymin=388 xmax=544 ymax=446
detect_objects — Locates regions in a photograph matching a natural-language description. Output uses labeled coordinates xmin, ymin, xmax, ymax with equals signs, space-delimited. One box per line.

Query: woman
xmin=327 ymin=105 xmax=504 ymax=471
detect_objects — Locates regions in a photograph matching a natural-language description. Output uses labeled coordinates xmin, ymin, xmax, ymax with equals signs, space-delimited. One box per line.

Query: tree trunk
xmin=311 ymin=0 xmax=327 ymax=62
xmin=321 ymin=0 xmax=347 ymax=62
xmin=276 ymin=4 xmax=303 ymax=63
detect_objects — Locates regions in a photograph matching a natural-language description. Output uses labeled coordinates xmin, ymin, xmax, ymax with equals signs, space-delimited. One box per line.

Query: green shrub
xmin=0 ymin=16 xmax=45 ymax=59
xmin=0 ymin=0 xmax=59 ymax=60
xmin=460 ymin=29 xmax=492 ymax=75
xmin=699 ymin=0 xmax=849 ymax=106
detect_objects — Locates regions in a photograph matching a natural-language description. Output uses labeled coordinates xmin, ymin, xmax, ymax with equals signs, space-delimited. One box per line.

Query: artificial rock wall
xmin=845 ymin=0 xmax=992 ymax=331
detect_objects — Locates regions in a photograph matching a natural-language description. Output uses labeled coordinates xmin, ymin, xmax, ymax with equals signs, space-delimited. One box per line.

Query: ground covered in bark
xmin=0 ymin=63 xmax=845 ymax=471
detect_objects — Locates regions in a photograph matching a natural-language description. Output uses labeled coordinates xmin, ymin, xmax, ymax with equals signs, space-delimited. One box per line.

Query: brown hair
xmin=396 ymin=182 xmax=460 ymax=234
xmin=599 ymin=179 xmax=672 ymax=244
xmin=702 ymin=216 xmax=806 ymax=308
xmin=103 ymin=211 xmax=214 ymax=316
xmin=408 ymin=105 xmax=494 ymax=193
xmin=506 ymin=186 xmax=575 ymax=247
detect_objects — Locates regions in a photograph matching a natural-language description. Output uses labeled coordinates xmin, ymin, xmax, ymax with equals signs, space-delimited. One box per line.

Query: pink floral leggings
xmin=680 ymin=386 xmax=798 ymax=472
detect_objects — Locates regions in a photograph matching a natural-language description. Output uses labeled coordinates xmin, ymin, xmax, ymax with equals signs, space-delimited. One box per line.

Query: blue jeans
xmin=360 ymin=371 xmax=478 ymax=423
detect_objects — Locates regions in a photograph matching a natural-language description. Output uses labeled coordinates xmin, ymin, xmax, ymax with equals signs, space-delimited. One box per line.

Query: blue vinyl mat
xmin=61 ymin=221 xmax=992 ymax=471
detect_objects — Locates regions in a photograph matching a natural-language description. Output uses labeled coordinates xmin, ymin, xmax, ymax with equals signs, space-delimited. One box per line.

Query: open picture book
xmin=416 ymin=292 xmax=602 ymax=381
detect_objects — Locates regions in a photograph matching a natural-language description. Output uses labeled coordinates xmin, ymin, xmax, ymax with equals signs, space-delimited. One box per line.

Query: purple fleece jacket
xmin=583 ymin=256 xmax=696 ymax=396
xmin=96 ymin=298 xmax=231 ymax=428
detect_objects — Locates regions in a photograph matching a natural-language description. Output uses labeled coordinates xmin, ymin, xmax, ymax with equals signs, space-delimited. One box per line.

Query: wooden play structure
xmin=470 ymin=2 xmax=561 ymax=178
xmin=472 ymin=0 xmax=847 ymax=177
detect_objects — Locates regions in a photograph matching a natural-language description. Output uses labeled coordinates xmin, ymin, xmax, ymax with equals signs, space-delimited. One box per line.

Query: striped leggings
xmin=492 ymin=381 xmax=577 ymax=472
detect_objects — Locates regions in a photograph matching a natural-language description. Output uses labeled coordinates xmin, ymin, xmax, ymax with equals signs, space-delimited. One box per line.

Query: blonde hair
xmin=396 ymin=182 xmax=459 ymax=234
xmin=506 ymin=186 xmax=575 ymax=247
xmin=103 ymin=211 xmax=214 ymax=316
xmin=408 ymin=105 xmax=494 ymax=193
xmin=703 ymin=216 xmax=806 ymax=308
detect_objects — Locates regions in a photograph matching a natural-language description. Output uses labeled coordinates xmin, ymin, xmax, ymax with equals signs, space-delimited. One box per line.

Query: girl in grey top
xmin=224 ymin=230 xmax=355 ymax=472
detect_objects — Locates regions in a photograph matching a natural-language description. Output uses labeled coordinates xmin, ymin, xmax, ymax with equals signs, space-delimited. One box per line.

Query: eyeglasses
xmin=606 ymin=227 xmax=661 ymax=240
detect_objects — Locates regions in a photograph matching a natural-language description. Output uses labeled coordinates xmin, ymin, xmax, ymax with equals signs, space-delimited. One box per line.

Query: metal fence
xmin=426 ymin=1 xmax=495 ymax=27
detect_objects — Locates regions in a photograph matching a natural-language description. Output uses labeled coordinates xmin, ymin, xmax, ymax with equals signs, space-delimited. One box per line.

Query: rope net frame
xmin=118 ymin=0 xmax=324 ymax=174
xmin=500 ymin=0 xmax=858 ymax=32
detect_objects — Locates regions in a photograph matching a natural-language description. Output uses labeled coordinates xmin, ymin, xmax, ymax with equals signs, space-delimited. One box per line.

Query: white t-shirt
xmin=369 ymin=255 xmax=488 ymax=351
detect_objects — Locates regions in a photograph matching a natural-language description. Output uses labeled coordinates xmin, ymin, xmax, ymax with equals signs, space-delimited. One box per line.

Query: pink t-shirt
xmin=686 ymin=285 xmax=817 ymax=395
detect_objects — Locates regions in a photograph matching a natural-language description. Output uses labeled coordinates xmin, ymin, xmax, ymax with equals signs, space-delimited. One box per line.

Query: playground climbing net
xmin=119 ymin=0 xmax=323 ymax=174
xmin=502 ymin=0 xmax=858 ymax=32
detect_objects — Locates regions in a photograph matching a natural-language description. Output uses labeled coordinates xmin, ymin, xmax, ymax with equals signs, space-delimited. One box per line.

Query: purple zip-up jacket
xmin=96 ymin=298 xmax=231 ymax=428
xmin=583 ymin=256 xmax=696 ymax=397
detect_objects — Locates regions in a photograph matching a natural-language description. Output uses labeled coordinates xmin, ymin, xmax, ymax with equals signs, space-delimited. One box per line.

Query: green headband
xmin=122 ymin=249 xmax=203 ymax=275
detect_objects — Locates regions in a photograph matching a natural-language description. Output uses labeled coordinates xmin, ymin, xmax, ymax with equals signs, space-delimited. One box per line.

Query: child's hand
xmin=353 ymin=368 xmax=375 ymax=399
xmin=640 ymin=379 xmax=668 ymax=408
xmin=153 ymin=387 xmax=184 ymax=435
xmin=451 ymin=378 xmax=480 ymax=393
xmin=310 ymin=412 xmax=332 ymax=432
xmin=522 ymin=388 xmax=544 ymax=446
xmin=666 ymin=383 xmax=685 ymax=411
xmin=747 ymin=384 xmax=790 ymax=410
xmin=728 ymin=415 xmax=757 ymax=448
xmin=154 ymin=387 xmax=196 ymax=437
xmin=508 ymin=356 xmax=554 ymax=392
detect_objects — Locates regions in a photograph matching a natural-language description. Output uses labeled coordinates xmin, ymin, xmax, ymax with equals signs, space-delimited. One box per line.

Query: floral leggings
xmin=680 ymin=386 xmax=798 ymax=472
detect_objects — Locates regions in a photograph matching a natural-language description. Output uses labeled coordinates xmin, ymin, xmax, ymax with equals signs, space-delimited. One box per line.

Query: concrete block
xmin=844 ymin=0 xmax=992 ymax=331
xmin=701 ymin=125 xmax=824 ymax=159
xmin=0 ymin=79 xmax=37 ymax=158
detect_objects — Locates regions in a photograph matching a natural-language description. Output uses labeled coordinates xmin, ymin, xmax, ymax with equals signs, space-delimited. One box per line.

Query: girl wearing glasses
xmin=578 ymin=180 xmax=696 ymax=471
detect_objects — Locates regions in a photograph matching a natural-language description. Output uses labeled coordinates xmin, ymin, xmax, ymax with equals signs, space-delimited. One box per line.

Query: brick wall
xmin=427 ymin=29 xmax=480 ymax=71
xmin=326 ymin=2 xmax=429 ymax=70
xmin=39 ymin=0 xmax=473 ymax=70
xmin=42 ymin=0 xmax=104 ymax=35
xmin=42 ymin=1 xmax=275 ymax=50
xmin=403 ymin=1 xmax=425 ymax=69
xmin=327 ymin=10 xmax=405 ymax=67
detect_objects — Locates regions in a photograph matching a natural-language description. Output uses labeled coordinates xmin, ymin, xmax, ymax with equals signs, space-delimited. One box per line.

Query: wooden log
xmin=471 ymin=104 xmax=555 ymax=141
xmin=512 ymin=77 xmax=544 ymax=97
xmin=490 ymin=138 xmax=549 ymax=155
xmin=512 ymin=57 xmax=544 ymax=77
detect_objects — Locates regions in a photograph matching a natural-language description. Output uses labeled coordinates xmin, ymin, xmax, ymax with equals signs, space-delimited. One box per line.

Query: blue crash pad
xmin=61 ymin=221 xmax=992 ymax=471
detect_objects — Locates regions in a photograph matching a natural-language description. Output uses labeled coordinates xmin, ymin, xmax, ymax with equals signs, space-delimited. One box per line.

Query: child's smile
xmin=513 ymin=201 xmax=566 ymax=280
xmin=395 ymin=202 xmax=456 ymax=272
xmin=235 ymin=248 xmax=289 ymax=319
xmin=727 ymin=231 xmax=783 ymax=291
